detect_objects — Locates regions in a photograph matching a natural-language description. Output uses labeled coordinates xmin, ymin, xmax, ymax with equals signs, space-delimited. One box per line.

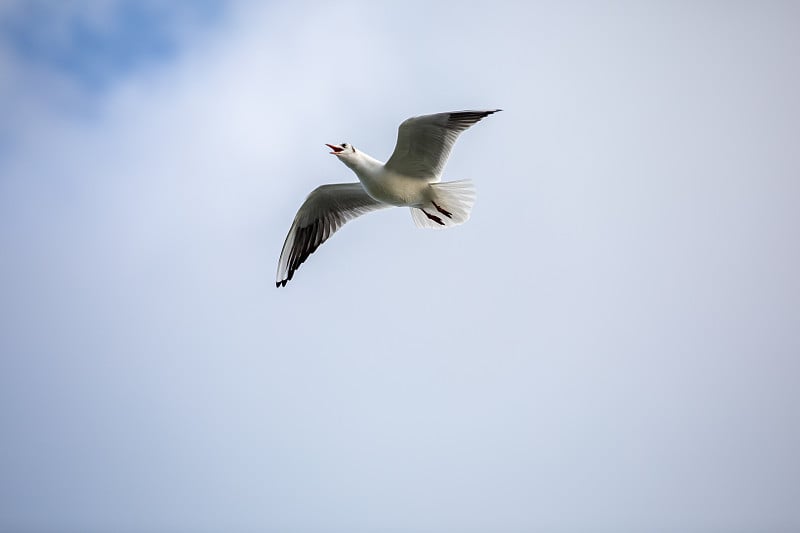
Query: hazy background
xmin=1 ymin=2 xmax=799 ymax=532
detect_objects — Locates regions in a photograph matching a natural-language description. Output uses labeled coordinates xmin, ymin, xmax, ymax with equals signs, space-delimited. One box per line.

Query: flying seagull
xmin=276 ymin=109 xmax=501 ymax=287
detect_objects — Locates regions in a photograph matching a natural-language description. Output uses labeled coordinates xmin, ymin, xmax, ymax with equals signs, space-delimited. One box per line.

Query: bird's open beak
xmin=326 ymin=143 xmax=344 ymax=154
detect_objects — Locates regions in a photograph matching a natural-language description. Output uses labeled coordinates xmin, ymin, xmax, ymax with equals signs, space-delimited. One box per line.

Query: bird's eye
xmin=342 ymin=143 xmax=348 ymax=148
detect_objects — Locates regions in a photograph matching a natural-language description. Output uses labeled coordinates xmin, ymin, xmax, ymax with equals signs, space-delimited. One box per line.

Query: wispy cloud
xmin=0 ymin=0 xmax=222 ymax=87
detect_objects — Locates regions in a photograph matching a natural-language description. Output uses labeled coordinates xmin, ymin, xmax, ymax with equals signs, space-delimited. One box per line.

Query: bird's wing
xmin=384 ymin=109 xmax=501 ymax=179
xmin=276 ymin=183 xmax=388 ymax=287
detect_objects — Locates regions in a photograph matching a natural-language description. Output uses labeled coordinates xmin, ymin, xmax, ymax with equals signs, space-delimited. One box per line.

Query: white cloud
xmin=2 ymin=2 xmax=800 ymax=532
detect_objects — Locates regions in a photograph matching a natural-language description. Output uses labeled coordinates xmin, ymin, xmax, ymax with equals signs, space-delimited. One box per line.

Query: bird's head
xmin=325 ymin=142 xmax=358 ymax=163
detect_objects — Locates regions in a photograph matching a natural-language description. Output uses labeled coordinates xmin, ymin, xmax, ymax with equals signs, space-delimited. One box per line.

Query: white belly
xmin=355 ymin=168 xmax=432 ymax=207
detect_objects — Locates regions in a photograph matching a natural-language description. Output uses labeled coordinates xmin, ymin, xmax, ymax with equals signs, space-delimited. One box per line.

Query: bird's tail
xmin=410 ymin=179 xmax=476 ymax=229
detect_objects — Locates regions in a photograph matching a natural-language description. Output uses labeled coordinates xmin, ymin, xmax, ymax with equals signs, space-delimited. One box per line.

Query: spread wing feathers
xmin=276 ymin=183 xmax=388 ymax=287
xmin=384 ymin=109 xmax=501 ymax=179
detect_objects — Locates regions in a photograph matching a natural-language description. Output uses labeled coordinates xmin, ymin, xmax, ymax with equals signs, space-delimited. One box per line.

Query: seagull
xmin=276 ymin=109 xmax=501 ymax=287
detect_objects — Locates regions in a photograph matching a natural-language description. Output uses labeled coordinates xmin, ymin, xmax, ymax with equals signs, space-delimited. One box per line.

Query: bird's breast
xmin=355 ymin=168 xmax=430 ymax=207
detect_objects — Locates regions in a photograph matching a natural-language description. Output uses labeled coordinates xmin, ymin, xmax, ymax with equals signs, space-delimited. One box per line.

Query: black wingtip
xmin=447 ymin=109 xmax=502 ymax=127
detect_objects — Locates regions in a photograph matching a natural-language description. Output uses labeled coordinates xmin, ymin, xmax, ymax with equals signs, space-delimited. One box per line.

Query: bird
xmin=276 ymin=109 xmax=501 ymax=287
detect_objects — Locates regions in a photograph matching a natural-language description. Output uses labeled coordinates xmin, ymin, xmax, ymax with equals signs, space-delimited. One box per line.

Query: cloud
xmin=0 ymin=0 xmax=222 ymax=86
xmin=1 ymin=2 xmax=800 ymax=532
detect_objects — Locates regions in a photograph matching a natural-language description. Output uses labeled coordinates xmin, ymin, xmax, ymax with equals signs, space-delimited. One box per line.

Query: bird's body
xmin=276 ymin=109 xmax=500 ymax=287
xmin=344 ymin=154 xmax=431 ymax=206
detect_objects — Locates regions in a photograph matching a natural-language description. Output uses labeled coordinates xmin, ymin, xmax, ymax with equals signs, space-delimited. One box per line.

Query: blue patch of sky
xmin=0 ymin=0 xmax=225 ymax=90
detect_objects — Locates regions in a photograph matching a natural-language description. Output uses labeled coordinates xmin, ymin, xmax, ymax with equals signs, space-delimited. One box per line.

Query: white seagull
xmin=276 ymin=109 xmax=501 ymax=287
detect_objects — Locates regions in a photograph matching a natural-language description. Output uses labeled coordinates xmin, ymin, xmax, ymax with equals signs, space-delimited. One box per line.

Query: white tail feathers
xmin=410 ymin=179 xmax=476 ymax=229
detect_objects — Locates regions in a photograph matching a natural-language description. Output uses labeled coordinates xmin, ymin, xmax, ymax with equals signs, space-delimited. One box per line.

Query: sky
xmin=1 ymin=1 xmax=799 ymax=532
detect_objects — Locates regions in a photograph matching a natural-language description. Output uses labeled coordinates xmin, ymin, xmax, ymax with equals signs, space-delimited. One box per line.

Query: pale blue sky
xmin=1 ymin=1 xmax=221 ymax=87
xmin=1 ymin=2 xmax=799 ymax=532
